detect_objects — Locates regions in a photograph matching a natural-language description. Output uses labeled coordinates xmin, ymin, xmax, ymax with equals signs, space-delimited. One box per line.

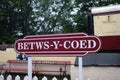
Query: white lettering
xmin=53 ymin=41 xmax=60 ymax=49
xmin=44 ymin=41 xmax=50 ymax=49
xmin=17 ymin=39 xmax=97 ymax=51
xmin=29 ymin=42 xmax=35 ymax=50
xmin=36 ymin=42 xmax=44 ymax=49
xmin=18 ymin=43 xmax=23 ymax=50
xmin=71 ymin=40 xmax=79 ymax=49
xmin=63 ymin=40 xmax=70 ymax=49
xmin=80 ymin=40 xmax=87 ymax=48
xmin=88 ymin=40 xmax=96 ymax=48
xmin=23 ymin=42 xmax=29 ymax=50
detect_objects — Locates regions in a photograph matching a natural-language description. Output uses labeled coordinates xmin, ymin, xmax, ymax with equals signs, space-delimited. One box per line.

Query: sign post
xmin=14 ymin=33 xmax=101 ymax=80
xmin=28 ymin=57 xmax=32 ymax=80
xmin=79 ymin=57 xmax=83 ymax=80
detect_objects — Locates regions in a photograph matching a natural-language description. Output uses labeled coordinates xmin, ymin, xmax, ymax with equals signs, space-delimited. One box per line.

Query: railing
xmin=0 ymin=75 xmax=68 ymax=80
xmin=0 ymin=44 xmax=14 ymax=50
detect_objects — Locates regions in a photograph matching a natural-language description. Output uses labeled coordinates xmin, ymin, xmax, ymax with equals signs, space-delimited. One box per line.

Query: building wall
xmin=92 ymin=5 xmax=120 ymax=36
xmin=0 ymin=49 xmax=16 ymax=63
xmin=83 ymin=66 xmax=120 ymax=80
xmin=71 ymin=65 xmax=79 ymax=80
xmin=71 ymin=66 xmax=120 ymax=80
xmin=93 ymin=13 xmax=120 ymax=36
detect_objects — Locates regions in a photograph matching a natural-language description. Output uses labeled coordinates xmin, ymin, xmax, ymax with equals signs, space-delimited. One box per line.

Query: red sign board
xmin=14 ymin=33 xmax=101 ymax=56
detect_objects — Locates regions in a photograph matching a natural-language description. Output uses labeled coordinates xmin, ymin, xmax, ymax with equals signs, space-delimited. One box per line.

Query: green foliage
xmin=0 ymin=9 xmax=4 ymax=20
xmin=0 ymin=0 xmax=33 ymax=44
xmin=0 ymin=34 xmax=17 ymax=44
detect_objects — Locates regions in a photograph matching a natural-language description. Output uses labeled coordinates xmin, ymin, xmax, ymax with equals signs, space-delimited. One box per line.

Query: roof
xmin=91 ymin=5 xmax=120 ymax=14
xmin=75 ymin=53 xmax=120 ymax=66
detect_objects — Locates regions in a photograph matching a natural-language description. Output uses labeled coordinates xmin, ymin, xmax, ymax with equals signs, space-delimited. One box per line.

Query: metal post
xmin=60 ymin=67 xmax=62 ymax=80
xmin=79 ymin=57 xmax=83 ymax=80
xmin=28 ymin=57 xmax=32 ymax=80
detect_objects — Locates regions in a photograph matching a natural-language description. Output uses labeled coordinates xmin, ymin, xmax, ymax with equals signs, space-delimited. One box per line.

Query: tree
xmin=0 ymin=0 xmax=33 ymax=44
xmin=31 ymin=0 xmax=76 ymax=34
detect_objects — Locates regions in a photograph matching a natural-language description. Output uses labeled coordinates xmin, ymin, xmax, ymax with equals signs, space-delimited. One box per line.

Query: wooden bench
xmin=1 ymin=68 xmax=66 ymax=73
xmin=0 ymin=60 xmax=71 ymax=75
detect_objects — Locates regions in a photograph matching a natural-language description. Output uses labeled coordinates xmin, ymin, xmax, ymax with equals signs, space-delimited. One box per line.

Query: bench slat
xmin=0 ymin=68 xmax=66 ymax=72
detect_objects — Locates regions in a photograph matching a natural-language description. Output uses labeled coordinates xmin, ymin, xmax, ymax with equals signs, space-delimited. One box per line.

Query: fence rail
xmin=0 ymin=74 xmax=68 ymax=80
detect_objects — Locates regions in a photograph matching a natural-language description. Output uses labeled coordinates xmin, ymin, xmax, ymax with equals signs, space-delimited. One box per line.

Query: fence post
xmin=76 ymin=78 xmax=78 ymax=80
xmin=15 ymin=75 xmax=20 ymax=80
xmin=33 ymin=76 xmax=38 ymax=80
xmin=7 ymin=75 xmax=12 ymax=80
xmin=87 ymin=78 xmax=90 ymax=80
xmin=63 ymin=77 xmax=68 ymax=80
xmin=52 ymin=77 xmax=57 ymax=80
xmin=24 ymin=75 xmax=28 ymax=80
xmin=0 ymin=75 xmax=4 ymax=80
xmin=42 ymin=76 xmax=47 ymax=80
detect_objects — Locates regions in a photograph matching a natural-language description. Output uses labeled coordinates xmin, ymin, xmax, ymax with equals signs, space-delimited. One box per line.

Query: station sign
xmin=14 ymin=33 xmax=101 ymax=56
